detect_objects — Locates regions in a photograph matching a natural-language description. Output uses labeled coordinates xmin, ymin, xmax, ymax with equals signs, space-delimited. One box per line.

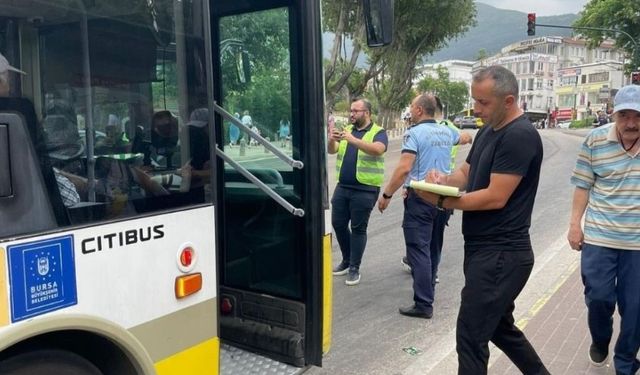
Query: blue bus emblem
xmin=8 ymin=235 xmax=78 ymax=322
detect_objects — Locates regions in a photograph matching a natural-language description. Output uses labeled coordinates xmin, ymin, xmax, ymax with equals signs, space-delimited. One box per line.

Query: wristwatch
xmin=436 ymin=195 xmax=446 ymax=211
xmin=382 ymin=192 xmax=393 ymax=199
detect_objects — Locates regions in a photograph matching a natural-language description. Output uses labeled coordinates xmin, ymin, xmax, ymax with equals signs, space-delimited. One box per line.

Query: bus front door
xmin=211 ymin=0 xmax=327 ymax=369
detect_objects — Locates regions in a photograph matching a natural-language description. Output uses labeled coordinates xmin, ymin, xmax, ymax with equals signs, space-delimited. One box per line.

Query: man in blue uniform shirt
xmin=378 ymin=93 xmax=458 ymax=318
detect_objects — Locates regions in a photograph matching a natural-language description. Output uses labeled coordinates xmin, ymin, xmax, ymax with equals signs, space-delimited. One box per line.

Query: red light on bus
xmin=221 ymin=297 xmax=233 ymax=315
xmin=180 ymin=247 xmax=194 ymax=267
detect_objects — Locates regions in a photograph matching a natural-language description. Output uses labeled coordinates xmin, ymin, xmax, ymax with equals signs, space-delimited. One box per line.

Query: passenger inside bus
xmin=42 ymin=113 xmax=86 ymax=207
xmin=95 ymin=114 xmax=131 ymax=155
xmin=182 ymin=107 xmax=211 ymax=187
xmin=0 ymin=52 xmax=81 ymax=210
xmin=144 ymin=110 xmax=180 ymax=170
xmin=51 ymin=119 xmax=169 ymax=214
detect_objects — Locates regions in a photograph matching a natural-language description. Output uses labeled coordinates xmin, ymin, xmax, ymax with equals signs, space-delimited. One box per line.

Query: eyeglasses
xmin=350 ymin=109 xmax=367 ymax=113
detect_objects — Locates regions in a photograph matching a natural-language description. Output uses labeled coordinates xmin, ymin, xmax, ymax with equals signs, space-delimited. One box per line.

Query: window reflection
xmin=18 ymin=0 xmax=211 ymax=224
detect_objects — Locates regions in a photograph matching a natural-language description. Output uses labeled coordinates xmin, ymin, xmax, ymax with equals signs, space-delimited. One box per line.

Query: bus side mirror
xmin=363 ymin=0 xmax=394 ymax=47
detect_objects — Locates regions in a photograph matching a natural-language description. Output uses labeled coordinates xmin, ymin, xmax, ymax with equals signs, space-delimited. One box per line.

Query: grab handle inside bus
xmin=0 ymin=124 xmax=11 ymax=197
xmin=216 ymin=147 xmax=305 ymax=217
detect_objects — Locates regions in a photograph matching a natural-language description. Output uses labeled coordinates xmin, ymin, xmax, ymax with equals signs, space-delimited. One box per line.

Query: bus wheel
xmin=0 ymin=349 xmax=103 ymax=375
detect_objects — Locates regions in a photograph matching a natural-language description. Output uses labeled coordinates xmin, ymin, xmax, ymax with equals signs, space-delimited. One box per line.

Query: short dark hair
xmin=473 ymin=65 xmax=519 ymax=98
xmin=415 ymin=93 xmax=437 ymax=116
xmin=352 ymin=98 xmax=372 ymax=114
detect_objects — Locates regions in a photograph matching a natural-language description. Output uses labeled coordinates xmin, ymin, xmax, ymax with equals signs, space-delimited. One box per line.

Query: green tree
xmin=322 ymin=0 xmax=367 ymax=112
xmin=416 ymin=66 xmax=469 ymax=117
xmin=219 ymin=9 xmax=292 ymax=137
xmin=475 ymin=48 xmax=488 ymax=61
xmin=152 ymin=62 xmax=178 ymax=111
xmin=573 ymin=0 xmax=640 ymax=72
xmin=322 ymin=0 xmax=476 ymax=128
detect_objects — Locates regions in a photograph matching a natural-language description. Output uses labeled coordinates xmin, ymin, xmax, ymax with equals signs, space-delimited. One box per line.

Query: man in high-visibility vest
xmin=328 ymin=98 xmax=388 ymax=286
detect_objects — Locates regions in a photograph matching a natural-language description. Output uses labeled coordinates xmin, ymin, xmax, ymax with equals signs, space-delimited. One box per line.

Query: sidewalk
xmin=490 ymin=267 xmax=617 ymax=375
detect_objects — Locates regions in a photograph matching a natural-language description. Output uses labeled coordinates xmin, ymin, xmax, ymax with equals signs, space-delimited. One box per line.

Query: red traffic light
xmin=527 ymin=13 xmax=536 ymax=36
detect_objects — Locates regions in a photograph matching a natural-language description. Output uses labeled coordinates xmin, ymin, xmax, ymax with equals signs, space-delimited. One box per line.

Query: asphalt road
xmin=308 ymin=128 xmax=589 ymax=375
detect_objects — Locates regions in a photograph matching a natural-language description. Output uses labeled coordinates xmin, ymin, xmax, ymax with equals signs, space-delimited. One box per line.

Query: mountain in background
xmin=426 ymin=2 xmax=579 ymax=62
xmin=322 ymin=3 xmax=579 ymax=65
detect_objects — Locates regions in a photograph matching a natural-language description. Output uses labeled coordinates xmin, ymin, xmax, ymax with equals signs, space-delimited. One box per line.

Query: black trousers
xmin=456 ymin=249 xmax=549 ymax=375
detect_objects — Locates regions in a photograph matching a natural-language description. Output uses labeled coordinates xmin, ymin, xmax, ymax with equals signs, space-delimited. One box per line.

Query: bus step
xmin=220 ymin=344 xmax=307 ymax=375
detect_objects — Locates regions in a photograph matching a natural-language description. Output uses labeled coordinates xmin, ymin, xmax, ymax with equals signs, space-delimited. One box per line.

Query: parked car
xmin=453 ymin=116 xmax=463 ymax=127
xmin=557 ymin=121 xmax=572 ymax=129
xmin=460 ymin=116 xmax=477 ymax=129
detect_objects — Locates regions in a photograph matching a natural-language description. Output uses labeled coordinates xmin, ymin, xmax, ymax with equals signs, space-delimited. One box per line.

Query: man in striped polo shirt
xmin=568 ymin=84 xmax=640 ymax=374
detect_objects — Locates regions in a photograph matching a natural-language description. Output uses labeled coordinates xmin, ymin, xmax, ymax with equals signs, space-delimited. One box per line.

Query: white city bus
xmin=0 ymin=0 xmax=391 ymax=373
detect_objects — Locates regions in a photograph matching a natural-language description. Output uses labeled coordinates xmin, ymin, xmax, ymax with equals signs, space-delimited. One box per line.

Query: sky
xmin=477 ymin=0 xmax=589 ymax=16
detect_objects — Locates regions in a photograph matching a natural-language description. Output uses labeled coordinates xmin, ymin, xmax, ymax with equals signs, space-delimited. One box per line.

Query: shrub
xmin=569 ymin=117 xmax=596 ymax=129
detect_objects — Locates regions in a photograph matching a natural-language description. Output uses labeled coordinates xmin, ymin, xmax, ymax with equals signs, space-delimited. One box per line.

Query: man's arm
xmin=415 ymin=171 xmax=521 ymax=211
xmin=452 ymin=172 xmax=521 ymax=210
xmin=567 ymin=187 xmax=589 ymax=251
xmin=342 ymin=131 xmax=386 ymax=156
xmin=442 ymin=162 xmax=470 ymax=190
xmin=327 ymin=129 xmax=341 ymax=154
xmin=131 ymin=167 xmax=169 ymax=196
xmin=378 ymin=153 xmax=415 ymax=212
xmin=457 ymin=131 xmax=473 ymax=145
xmin=57 ymin=169 xmax=88 ymax=194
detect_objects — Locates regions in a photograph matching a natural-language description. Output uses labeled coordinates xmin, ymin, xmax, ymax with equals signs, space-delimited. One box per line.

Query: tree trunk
xmin=324 ymin=2 xmax=365 ymax=112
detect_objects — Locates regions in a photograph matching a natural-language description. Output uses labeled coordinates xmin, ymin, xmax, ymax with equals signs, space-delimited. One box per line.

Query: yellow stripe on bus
xmin=322 ymin=234 xmax=333 ymax=354
xmin=155 ymin=337 xmax=219 ymax=375
xmin=0 ymin=247 xmax=8 ymax=327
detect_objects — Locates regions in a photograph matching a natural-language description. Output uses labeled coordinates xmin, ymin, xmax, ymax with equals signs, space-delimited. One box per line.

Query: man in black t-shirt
xmin=415 ymin=66 xmax=549 ymax=375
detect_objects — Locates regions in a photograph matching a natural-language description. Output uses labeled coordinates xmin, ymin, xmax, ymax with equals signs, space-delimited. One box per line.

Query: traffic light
xmin=632 ymin=72 xmax=640 ymax=85
xmin=527 ymin=13 xmax=536 ymax=36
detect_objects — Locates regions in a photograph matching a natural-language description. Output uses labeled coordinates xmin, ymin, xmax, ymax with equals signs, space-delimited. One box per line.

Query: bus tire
xmin=0 ymin=349 xmax=103 ymax=375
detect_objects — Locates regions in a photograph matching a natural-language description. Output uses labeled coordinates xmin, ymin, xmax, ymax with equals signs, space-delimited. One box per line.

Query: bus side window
xmin=0 ymin=98 xmax=68 ymax=237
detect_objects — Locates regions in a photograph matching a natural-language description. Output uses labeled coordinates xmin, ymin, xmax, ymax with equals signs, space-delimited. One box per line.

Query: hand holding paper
xmin=426 ymin=169 xmax=449 ymax=185
xmin=409 ymin=180 xmax=461 ymax=197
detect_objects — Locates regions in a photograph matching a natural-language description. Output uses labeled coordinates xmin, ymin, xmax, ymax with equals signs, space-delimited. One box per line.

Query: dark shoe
xmin=399 ymin=305 xmax=432 ymax=319
xmin=401 ymin=256 xmax=411 ymax=273
xmin=588 ymin=342 xmax=609 ymax=367
xmin=345 ymin=269 xmax=361 ymax=286
xmin=333 ymin=261 xmax=349 ymax=276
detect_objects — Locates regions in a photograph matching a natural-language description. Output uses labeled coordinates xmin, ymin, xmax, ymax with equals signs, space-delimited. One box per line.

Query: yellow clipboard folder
xmin=409 ymin=181 xmax=462 ymax=197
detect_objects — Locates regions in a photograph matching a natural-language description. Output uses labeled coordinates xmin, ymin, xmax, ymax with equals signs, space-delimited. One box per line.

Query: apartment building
xmin=473 ymin=36 xmax=626 ymax=121
xmin=555 ymin=61 xmax=625 ymax=121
